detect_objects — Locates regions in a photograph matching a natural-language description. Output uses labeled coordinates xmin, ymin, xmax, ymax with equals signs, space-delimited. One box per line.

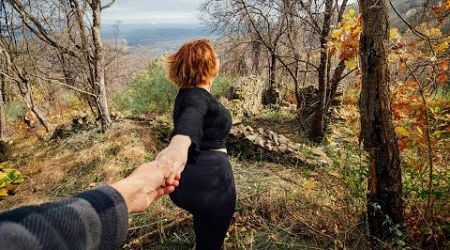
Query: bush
xmin=115 ymin=59 xmax=177 ymax=115
xmin=211 ymin=76 xmax=232 ymax=98
xmin=5 ymin=101 xmax=26 ymax=121
xmin=0 ymin=162 xmax=24 ymax=197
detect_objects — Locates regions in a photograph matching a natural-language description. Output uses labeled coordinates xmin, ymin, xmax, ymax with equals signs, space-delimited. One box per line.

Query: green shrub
xmin=0 ymin=162 xmax=24 ymax=197
xmin=5 ymin=101 xmax=26 ymax=121
xmin=211 ymin=76 xmax=232 ymax=98
xmin=115 ymin=59 xmax=177 ymax=115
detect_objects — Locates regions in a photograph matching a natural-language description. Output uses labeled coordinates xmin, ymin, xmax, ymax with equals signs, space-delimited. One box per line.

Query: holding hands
xmin=154 ymin=135 xmax=191 ymax=185
xmin=111 ymin=135 xmax=191 ymax=213
xmin=110 ymin=161 xmax=181 ymax=213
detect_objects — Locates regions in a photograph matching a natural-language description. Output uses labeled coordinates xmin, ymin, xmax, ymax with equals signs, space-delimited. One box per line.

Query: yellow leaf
xmin=348 ymin=8 xmax=356 ymax=16
xmin=0 ymin=188 xmax=8 ymax=197
xmin=303 ymin=179 xmax=316 ymax=190
xmin=390 ymin=28 xmax=401 ymax=40
xmin=345 ymin=58 xmax=358 ymax=69
xmin=435 ymin=41 xmax=449 ymax=54
xmin=424 ymin=28 xmax=442 ymax=38
xmin=331 ymin=29 xmax=342 ymax=40
xmin=395 ymin=126 xmax=410 ymax=137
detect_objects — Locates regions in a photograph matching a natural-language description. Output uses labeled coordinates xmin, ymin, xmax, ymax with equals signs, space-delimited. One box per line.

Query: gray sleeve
xmin=0 ymin=186 xmax=129 ymax=250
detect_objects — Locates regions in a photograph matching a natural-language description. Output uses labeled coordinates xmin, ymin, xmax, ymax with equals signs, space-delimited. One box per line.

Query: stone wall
xmin=227 ymin=124 xmax=331 ymax=167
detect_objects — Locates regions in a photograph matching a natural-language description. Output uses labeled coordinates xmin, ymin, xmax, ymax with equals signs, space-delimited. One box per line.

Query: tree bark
xmin=251 ymin=39 xmax=261 ymax=75
xmin=309 ymin=0 xmax=334 ymax=142
xmin=359 ymin=0 xmax=404 ymax=245
xmin=17 ymin=76 xmax=50 ymax=132
xmin=263 ymin=52 xmax=278 ymax=105
xmin=91 ymin=0 xmax=111 ymax=131
xmin=0 ymin=73 xmax=6 ymax=140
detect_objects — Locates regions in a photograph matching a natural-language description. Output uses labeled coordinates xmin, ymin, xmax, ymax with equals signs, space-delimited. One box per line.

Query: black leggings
xmin=169 ymin=150 xmax=236 ymax=250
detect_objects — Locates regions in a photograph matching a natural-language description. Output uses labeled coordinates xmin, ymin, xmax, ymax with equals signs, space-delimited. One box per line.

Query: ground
xmin=0 ymin=115 xmax=369 ymax=249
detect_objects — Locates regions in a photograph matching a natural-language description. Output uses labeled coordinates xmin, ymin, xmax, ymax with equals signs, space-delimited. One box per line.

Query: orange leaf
xmin=437 ymin=73 xmax=448 ymax=84
xmin=437 ymin=60 xmax=449 ymax=71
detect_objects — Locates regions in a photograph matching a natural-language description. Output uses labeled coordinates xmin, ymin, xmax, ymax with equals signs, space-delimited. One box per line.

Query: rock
xmin=279 ymin=144 xmax=288 ymax=153
xmin=278 ymin=135 xmax=288 ymax=145
xmin=268 ymin=130 xmax=276 ymax=141
xmin=50 ymin=124 xmax=72 ymax=140
xmin=256 ymin=137 xmax=265 ymax=148
xmin=257 ymin=127 xmax=264 ymax=135
xmin=111 ymin=112 xmax=124 ymax=122
xmin=311 ymin=147 xmax=326 ymax=157
xmin=72 ymin=112 xmax=88 ymax=127
xmin=245 ymin=134 xmax=258 ymax=141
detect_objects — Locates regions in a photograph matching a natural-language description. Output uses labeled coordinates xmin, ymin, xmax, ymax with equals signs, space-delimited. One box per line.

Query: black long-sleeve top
xmin=172 ymin=87 xmax=232 ymax=161
xmin=0 ymin=186 xmax=128 ymax=250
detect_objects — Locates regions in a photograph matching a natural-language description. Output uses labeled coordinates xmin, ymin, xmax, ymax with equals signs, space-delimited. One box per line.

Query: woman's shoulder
xmin=177 ymin=87 xmax=212 ymax=107
xmin=178 ymin=88 xmax=212 ymax=100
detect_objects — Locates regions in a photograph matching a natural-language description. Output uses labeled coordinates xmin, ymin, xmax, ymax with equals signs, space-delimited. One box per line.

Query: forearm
xmin=0 ymin=186 xmax=128 ymax=250
xmin=169 ymin=134 xmax=192 ymax=150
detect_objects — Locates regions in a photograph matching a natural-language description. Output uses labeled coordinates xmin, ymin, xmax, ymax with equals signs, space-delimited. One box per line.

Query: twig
xmin=400 ymin=57 xmax=435 ymax=224
xmin=128 ymin=217 xmax=190 ymax=246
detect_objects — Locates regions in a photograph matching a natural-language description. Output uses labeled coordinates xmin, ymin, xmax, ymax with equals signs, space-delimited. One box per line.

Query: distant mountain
xmin=102 ymin=23 xmax=220 ymax=55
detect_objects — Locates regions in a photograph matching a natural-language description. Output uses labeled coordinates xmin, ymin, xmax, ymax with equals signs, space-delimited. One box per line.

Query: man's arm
xmin=0 ymin=186 xmax=128 ymax=250
xmin=0 ymin=162 xmax=179 ymax=250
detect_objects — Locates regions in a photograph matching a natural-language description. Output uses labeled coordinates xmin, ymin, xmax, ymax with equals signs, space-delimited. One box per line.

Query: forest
xmin=0 ymin=0 xmax=449 ymax=249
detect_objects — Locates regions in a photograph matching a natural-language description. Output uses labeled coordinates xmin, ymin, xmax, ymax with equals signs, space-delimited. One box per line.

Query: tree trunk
xmin=325 ymin=59 xmax=346 ymax=112
xmin=269 ymin=52 xmax=277 ymax=90
xmin=359 ymin=0 xmax=404 ymax=245
xmin=252 ymin=39 xmax=261 ymax=75
xmin=17 ymin=76 xmax=50 ymax=132
xmin=0 ymin=74 xmax=6 ymax=140
xmin=263 ymin=52 xmax=278 ymax=105
xmin=91 ymin=0 xmax=111 ymax=132
xmin=309 ymin=0 xmax=334 ymax=142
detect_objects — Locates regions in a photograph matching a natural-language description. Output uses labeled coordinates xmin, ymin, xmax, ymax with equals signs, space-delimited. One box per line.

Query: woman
xmin=155 ymin=39 xmax=236 ymax=250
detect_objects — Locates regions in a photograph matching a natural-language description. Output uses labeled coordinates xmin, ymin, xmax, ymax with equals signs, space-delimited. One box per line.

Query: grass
xmin=11 ymin=97 xmax=448 ymax=248
xmin=0 ymin=115 xmax=370 ymax=249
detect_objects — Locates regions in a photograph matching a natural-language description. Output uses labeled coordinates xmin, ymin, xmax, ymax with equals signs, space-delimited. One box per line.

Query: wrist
xmin=170 ymin=135 xmax=191 ymax=149
xmin=110 ymin=179 xmax=139 ymax=213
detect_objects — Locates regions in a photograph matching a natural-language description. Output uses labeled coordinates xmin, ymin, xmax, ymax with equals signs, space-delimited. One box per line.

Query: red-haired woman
xmin=155 ymin=39 xmax=236 ymax=250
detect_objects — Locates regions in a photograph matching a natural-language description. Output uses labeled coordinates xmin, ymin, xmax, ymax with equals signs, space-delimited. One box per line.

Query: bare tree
xmin=202 ymin=0 xmax=353 ymax=140
xmin=359 ymin=0 xmax=404 ymax=245
xmin=4 ymin=0 xmax=115 ymax=131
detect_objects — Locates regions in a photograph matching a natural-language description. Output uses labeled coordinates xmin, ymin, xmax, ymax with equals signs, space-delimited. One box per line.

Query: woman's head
xmin=166 ymin=39 xmax=219 ymax=88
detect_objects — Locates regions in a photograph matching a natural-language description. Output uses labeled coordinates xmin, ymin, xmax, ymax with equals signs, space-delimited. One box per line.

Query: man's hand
xmin=110 ymin=162 xmax=180 ymax=213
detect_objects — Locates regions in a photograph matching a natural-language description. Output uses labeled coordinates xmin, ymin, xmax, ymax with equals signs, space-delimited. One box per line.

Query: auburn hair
xmin=166 ymin=39 xmax=218 ymax=88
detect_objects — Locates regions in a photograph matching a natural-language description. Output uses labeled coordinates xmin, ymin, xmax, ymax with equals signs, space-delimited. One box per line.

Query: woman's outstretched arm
xmin=156 ymin=89 xmax=209 ymax=184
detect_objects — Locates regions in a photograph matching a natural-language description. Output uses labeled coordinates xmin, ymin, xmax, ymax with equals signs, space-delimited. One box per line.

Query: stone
xmin=278 ymin=135 xmax=288 ymax=144
xmin=256 ymin=137 xmax=265 ymax=147
xmin=311 ymin=147 xmax=326 ymax=157
xmin=245 ymin=134 xmax=258 ymax=141
xmin=257 ymin=127 xmax=265 ymax=135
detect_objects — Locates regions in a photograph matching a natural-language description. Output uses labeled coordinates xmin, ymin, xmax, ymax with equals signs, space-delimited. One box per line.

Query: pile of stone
xmin=51 ymin=112 xmax=96 ymax=140
xmin=227 ymin=124 xmax=331 ymax=167
xmin=222 ymin=76 xmax=266 ymax=122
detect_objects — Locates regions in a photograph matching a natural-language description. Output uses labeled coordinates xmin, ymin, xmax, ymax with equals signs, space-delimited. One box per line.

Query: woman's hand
xmin=110 ymin=161 xmax=180 ymax=213
xmin=155 ymin=135 xmax=191 ymax=185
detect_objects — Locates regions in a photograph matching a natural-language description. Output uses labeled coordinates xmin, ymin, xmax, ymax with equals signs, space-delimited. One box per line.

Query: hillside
xmin=0 ymin=111 xmax=366 ymax=249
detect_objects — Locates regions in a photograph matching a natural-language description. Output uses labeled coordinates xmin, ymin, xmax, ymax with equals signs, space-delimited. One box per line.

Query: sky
xmin=102 ymin=0 xmax=204 ymax=25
